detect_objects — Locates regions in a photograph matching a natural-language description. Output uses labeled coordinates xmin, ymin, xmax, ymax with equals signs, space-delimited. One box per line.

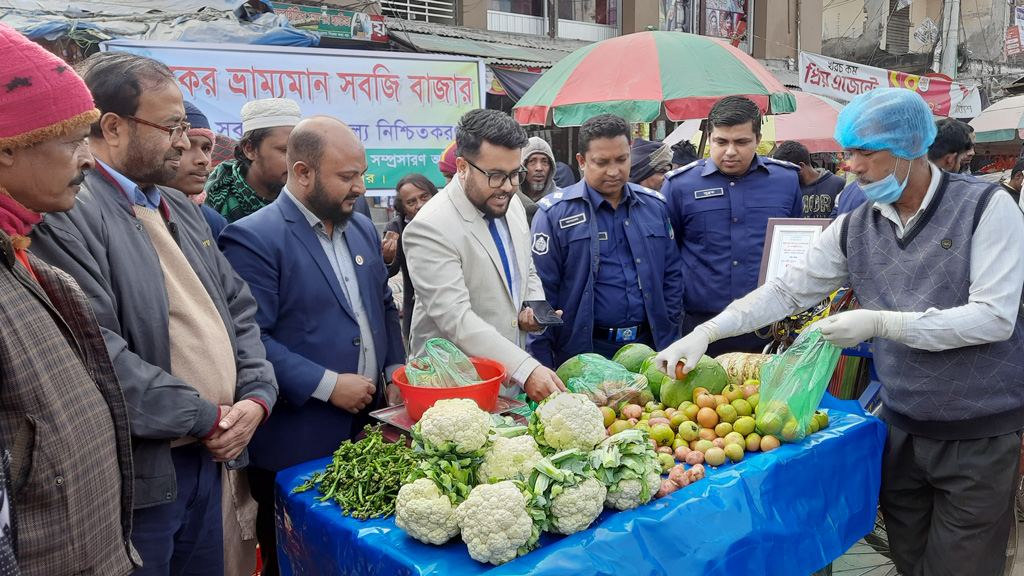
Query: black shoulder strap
xmin=840 ymin=212 xmax=851 ymax=258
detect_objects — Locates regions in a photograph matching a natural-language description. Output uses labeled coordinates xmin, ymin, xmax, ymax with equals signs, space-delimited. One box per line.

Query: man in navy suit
xmin=219 ymin=116 xmax=404 ymax=575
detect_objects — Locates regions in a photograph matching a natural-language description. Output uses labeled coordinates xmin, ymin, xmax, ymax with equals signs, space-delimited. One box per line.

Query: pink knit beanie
xmin=0 ymin=23 xmax=99 ymax=149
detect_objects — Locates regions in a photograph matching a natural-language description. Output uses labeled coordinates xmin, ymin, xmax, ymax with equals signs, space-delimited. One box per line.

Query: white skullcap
xmin=241 ymin=98 xmax=301 ymax=134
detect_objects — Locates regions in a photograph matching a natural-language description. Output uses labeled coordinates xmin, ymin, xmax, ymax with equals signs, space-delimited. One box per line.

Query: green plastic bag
xmin=510 ymin=393 xmax=534 ymax=419
xmin=404 ymin=338 xmax=482 ymax=388
xmin=754 ymin=328 xmax=841 ymax=444
xmin=566 ymin=354 xmax=653 ymax=409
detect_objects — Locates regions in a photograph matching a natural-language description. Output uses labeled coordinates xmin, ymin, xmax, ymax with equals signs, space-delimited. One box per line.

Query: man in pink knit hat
xmin=0 ymin=23 xmax=138 ymax=575
xmin=30 ymin=50 xmax=278 ymax=576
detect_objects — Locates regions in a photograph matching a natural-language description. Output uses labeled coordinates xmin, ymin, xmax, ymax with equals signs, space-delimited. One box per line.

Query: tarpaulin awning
xmin=490 ymin=66 xmax=543 ymax=101
xmin=0 ymin=0 xmax=319 ymax=46
xmin=275 ymin=394 xmax=885 ymax=576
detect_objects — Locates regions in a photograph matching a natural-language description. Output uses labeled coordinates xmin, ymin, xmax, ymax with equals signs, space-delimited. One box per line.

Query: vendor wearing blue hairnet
xmin=656 ymin=87 xmax=1024 ymax=576
xmin=662 ymin=96 xmax=803 ymax=356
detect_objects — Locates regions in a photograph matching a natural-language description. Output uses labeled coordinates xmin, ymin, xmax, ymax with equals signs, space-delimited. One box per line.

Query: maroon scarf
xmin=0 ymin=188 xmax=42 ymax=250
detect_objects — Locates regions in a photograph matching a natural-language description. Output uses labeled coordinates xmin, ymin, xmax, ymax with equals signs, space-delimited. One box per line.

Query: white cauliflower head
xmin=529 ymin=392 xmax=606 ymax=452
xmin=549 ymin=477 xmax=606 ymax=535
xmin=418 ymin=398 xmax=490 ymax=454
xmin=395 ymin=478 xmax=460 ymax=545
xmin=477 ymin=435 xmax=543 ymax=485
xmin=604 ymin=468 xmax=662 ymax=511
xmin=455 ymin=481 xmax=536 ymax=566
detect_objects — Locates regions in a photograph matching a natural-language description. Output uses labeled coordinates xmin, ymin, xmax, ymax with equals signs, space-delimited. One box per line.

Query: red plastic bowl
xmin=392 ymin=357 xmax=506 ymax=422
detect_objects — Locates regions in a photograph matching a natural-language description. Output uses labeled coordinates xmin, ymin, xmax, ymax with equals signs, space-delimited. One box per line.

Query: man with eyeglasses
xmin=528 ymin=114 xmax=683 ymax=367
xmin=403 ymin=109 xmax=566 ymax=402
xmin=30 ymin=51 xmax=278 ymax=576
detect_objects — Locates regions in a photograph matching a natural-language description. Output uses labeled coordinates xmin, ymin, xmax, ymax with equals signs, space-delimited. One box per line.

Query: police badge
xmin=532 ymin=232 xmax=550 ymax=255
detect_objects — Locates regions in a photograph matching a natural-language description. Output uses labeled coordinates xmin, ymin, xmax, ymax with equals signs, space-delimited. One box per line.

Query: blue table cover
xmin=275 ymin=395 xmax=886 ymax=576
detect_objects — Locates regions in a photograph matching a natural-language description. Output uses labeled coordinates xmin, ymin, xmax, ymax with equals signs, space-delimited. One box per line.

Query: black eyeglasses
xmin=463 ymin=157 xmax=528 ymax=189
xmin=125 ymin=115 xmax=191 ymax=142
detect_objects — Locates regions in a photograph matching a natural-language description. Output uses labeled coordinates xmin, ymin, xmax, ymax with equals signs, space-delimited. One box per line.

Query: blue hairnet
xmin=834 ymin=88 xmax=937 ymax=159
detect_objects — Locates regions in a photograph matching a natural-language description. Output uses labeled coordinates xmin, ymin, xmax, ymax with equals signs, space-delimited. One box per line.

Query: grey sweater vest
xmin=842 ymin=172 xmax=1024 ymax=440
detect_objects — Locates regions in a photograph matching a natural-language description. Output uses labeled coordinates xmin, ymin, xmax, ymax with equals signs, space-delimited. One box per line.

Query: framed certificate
xmin=758 ymin=218 xmax=833 ymax=286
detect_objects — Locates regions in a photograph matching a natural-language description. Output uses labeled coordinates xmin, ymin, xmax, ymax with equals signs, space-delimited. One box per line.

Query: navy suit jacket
xmin=219 ymin=192 xmax=403 ymax=471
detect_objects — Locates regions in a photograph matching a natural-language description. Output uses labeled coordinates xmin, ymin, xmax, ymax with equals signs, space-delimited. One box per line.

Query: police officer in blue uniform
xmin=663 ymin=96 xmax=802 ymax=356
xmin=528 ymin=114 xmax=684 ymax=368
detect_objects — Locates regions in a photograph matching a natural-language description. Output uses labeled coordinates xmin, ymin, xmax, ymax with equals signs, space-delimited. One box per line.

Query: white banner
xmin=798 ymin=51 xmax=982 ymax=118
xmin=102 ymin=40 xmax=486 ymax=191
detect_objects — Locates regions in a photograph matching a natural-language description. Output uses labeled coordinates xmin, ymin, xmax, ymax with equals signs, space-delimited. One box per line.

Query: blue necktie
xmin=487 ymin=218 xmax=513 ymax=295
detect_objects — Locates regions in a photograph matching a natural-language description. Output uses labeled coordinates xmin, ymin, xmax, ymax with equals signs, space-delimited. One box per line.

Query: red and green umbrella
xmin=514 ymin=31 xmax=796 ymax=127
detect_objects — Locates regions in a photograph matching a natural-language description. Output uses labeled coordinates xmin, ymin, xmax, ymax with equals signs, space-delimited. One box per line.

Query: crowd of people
xmin=0 ymin=19 xmax=1022 ymax=576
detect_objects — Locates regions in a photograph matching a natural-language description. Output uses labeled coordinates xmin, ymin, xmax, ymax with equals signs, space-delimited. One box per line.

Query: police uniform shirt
xmin=586 ymin=183 xmax=646 ymax=328
xmin=663 ymin=155 xmax=802 ymax=315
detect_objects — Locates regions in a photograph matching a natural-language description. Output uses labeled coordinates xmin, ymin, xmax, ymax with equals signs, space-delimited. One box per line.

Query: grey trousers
xmin=879 ymin=422 xmax=1021 ymax=576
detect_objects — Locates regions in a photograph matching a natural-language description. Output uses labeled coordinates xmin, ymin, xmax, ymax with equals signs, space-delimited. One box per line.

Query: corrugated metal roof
xmin=384 ymin=18 xmax=589 ymax=67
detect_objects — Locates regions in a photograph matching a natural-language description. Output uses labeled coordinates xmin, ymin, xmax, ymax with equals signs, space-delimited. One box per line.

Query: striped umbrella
xmin=969 ymin=95 xmax=1024 ymax=143
xmin=514 ymin=31 xmax=795 ymax=127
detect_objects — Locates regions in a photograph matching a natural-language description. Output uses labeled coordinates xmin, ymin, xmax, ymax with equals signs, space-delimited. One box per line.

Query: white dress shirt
xmin=711 ymin=164 xmax=1024 ymax=352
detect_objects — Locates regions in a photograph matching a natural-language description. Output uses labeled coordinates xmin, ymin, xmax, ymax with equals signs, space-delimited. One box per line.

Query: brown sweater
xmin=137 ymin=207 xmax=236 ymax=441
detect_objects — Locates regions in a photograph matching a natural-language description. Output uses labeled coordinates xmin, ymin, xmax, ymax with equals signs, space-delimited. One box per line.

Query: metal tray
xmin=369 ymin=396 xmax=526 ymax=434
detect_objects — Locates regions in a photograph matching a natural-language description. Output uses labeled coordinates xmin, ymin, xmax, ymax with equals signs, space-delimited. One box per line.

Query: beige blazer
xmin=404 ymin=175 xmax=545 ymax=395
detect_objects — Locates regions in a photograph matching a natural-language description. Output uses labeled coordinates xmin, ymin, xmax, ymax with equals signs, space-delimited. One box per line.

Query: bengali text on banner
xmin=102 ymin=40 xmax=484 ymax=193
xmin=798 ymin=51 xmax=981 ymax=119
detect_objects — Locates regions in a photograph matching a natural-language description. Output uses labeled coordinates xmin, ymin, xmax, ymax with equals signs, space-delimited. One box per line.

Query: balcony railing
xmin=381 ymin=0 xmax=455 ymax=23
xmin=487 ymin=10 xmax=618 ymax=41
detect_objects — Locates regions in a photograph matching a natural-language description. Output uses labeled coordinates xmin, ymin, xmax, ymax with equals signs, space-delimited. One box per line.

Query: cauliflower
xmin=395 ymin=478 xmax=460 ymax=545
xmin=549 ymin=477 xmax=606 ymax=534
xmin=455 ymin=481 xmax=539 ymax=566
xmin=477 ymin=435 xmax=543 ymax=484
xmin=416 ymin=398 xmax=491 ymax=455
xmin=590 ymin=429 xmax=662 ymax=511
xmin=525 ymin=448 xmax=604 ymax=535
xmin=603 ymin=469 xmax=662 ymax=511
xmin=528 ymin=392 xmax=606 ymax=452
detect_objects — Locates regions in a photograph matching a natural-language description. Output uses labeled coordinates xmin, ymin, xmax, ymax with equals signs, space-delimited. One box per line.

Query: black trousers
xmin=879 ymin=421 xmax=1020 ymax=576
xmin=247 ymin=466 xmax=279 ymax=576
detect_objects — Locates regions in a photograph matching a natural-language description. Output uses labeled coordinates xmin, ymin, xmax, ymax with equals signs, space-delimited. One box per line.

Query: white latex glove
xmin=810 ymin=309 xmax=903 ymax=349
xmin=655 ymin=323 xmax=720 ymax=378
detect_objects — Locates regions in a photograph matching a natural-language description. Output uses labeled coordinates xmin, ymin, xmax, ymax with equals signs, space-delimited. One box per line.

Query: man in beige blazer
xmin=404 ymin=109 xmax=566 ymax=401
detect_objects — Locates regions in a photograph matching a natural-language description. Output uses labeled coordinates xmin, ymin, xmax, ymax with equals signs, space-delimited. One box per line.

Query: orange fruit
xmin=697 ymin=427 xmax=717 ymax=441
xmin=761 ymin=435 xmax=781 ymax=452
xmin=695 ymin=392 xmax=716 ymax=409
xmin=696 ymin=407 xmax=719 ymax=428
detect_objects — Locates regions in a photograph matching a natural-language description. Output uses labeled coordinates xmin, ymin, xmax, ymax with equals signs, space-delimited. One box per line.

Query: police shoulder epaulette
xmin=536 ymin=190 xmax=565 ymax=211
xmin=632 ymin=184 xmax=666 ymax=202
xmin=665 ymin=159 xmax=702 ymax=179
xmin=764 ymin=157 xmax=800 ymax=170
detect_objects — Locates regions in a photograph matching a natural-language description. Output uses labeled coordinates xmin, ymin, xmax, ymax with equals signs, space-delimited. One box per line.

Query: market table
xmin=274 ymin=396 xmax=886 ymax=576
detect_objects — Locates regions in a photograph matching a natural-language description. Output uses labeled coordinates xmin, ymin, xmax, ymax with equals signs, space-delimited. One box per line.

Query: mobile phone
xmin=523 ymin=300 xmax=563 ymax=327
xmin=384 ymin=230 xmax=399 ymax=242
